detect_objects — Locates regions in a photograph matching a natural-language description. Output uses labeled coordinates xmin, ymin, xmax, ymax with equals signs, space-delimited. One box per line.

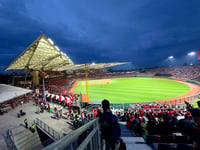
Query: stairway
xmin=119 ymin=122 xmax=152 ymax=150
xmin=11 ymin=126 xmax=43 ymax=150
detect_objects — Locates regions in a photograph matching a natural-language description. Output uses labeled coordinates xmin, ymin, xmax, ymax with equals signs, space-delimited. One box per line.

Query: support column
xmin=32 ymin=71 xmax=40 ymax=86
xmin=43 ymin=78 xmax=46 ymax=102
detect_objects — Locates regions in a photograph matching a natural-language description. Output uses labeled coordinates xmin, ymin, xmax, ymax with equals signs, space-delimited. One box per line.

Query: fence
xmin=155 ymin=93 xmax=200 ymax=105
xmin=35 ymin=118 xmax=60 ymax=141
xmin=43 ymin=118 xmax=101 ymax=150
xmin=4 ymin=129 xmax=17 ymax=150
xmin=108 ymin=93 xmax=200 ymax=109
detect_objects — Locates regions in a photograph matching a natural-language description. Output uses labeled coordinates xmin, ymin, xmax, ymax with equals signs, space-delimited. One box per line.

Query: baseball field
xmin=73 ymin=77 xmax=191 ymax=103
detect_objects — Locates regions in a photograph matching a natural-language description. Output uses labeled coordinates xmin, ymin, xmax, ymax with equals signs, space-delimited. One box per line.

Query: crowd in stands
xmin=149 ymin=65 xmax=200 ymax=80
xmin=5 ymin=65 xmax=200 ymax=146
xmin=35 ymin=69 xmax=136 ymax=98
xmin=0 ymin=94 xmax=31 ymax=115
xmin=39 ymin=70 xmax=64 ymax=78
xmin=68 ymin=65 xmax=200 ymax=81
xmin=73 ymin=69 xmax=108 ymax=78
xmin=36 ymin=76 xmax=72 ymax=95
xmin=49 ymin=99 xmax=200 ymax=149
xmin=67 ymin=69 xmax=134 ymax=80
xmin=32 ymin=92 xmax=95 ymax=129
xmin=105 ymin=102 xmax=200 ymax=149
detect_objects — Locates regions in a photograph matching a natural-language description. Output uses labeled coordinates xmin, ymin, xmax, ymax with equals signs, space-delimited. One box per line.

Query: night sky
xmin=1 ymin=0 xmax=200 ymax=73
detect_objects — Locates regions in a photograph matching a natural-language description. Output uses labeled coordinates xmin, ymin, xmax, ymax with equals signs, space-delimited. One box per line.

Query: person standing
xmin=30 ymin=124 xmax=36 ymax=133
xmin=98 ymin=99 xmax=121 ymax=150
xmin=24 ymin=119 xmax=28 ymax=128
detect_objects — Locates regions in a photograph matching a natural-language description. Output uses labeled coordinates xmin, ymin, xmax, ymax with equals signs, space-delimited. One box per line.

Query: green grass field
xmin=74 ymin=77 xmax=190 ymax=103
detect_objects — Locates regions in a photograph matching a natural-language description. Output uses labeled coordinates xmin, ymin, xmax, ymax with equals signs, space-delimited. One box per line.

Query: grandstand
xmin=1 ymin=34 xmax=200 ymax=150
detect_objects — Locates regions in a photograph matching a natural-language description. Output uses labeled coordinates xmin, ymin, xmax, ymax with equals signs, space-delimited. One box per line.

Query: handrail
xmin=155 ymin=92 xmax=200 ymax=105
xmin=4 ymin=129 xmax=17 ymax=150
xmin=107 ymin=92 xmax=200 ymax=109
xmin=35 ymin=118 xmax=60 ymax=141
xmin=43 ymin=118 xmax=101 ymax=150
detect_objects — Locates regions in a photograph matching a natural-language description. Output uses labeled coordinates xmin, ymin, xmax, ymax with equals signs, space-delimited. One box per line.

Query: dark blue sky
xmin=1 ymin=0 xmax=200 ymax=73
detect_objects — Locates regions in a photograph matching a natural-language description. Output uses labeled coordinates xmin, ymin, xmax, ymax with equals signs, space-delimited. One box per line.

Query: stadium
xmin=1 ymin=34 xmax=200 ymax=150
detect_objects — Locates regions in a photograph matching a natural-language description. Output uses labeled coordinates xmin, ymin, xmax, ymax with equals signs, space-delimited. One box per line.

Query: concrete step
xmin=16 ymin=135 xmax=38 ymax=148
xmin=121 ymin=131 xmax=134 ymax=137
xmin=14 ymin=130 xmax=37 ymax=145
xmin=18 ymin=143 xmax=42 ymax=150
xmin=16 ymin=132 xmax=40 ymax=147
xmin=12 ymin=126 xmax=42 ymax=150
xmin=119 ymin=121 xmax=134 ymax=137
xmin=11 ymin=126 xmax=26 ymax=135
xmin=31 ymin=144 xmax=44 ymax=150
xmin=119 ymin=122 xmax=152 ymax=150
xmin=14 ymin=129 xmax=32 ymax=142
xmin=17 ymin=138 xmax=42 ymax=150
xmin=17 ymin=133 xmax=42 ymax=150
xmin=122 ymin=137 xmax=152 ymax=150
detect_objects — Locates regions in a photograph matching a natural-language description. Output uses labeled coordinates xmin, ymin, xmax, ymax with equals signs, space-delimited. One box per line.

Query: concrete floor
xmin=0 ymin=101 xmax=153 ymax=150
xmin=0 ymin=100 xmax=75 ymax=150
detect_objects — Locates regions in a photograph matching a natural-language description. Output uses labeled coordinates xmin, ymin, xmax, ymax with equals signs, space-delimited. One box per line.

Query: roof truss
xmin=5 ymin=34 xmax=74 ymax=71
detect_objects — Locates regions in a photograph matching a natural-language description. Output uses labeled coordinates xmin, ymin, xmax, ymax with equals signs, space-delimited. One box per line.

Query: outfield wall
xmin=87 ymin=93 xmax=200 ymax=109
xmin=152 ymin=93 xmax=199 ymax=105
xmin=81 ymin=91 xmax=199 ymax=108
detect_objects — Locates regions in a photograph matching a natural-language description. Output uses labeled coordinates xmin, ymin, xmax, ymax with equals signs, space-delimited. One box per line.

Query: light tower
xmin=168 ymin=56 xmax=174 ymax=66
xmin=187 ymin=51 xmax=196 ymax=65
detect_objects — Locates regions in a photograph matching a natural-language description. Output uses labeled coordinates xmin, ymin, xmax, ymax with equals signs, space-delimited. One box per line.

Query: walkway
xmin=0 ymin=101 xmax=74 ymax=149
xmin=0 ymin=102 xmax=74 ymax=136
xmin=119 ymin=122 xmax=152 ymax=150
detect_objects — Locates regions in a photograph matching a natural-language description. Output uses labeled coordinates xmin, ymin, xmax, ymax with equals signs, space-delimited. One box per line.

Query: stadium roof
xmin=53 ymin=62 xmax=128 ymax=71
xmin=0 ymin=84 xmax=32 ymax=104
xmin=5 ymin=34 xmax=127 ymax=72
xmin=5 ymin=34 xmax=74 ymax=71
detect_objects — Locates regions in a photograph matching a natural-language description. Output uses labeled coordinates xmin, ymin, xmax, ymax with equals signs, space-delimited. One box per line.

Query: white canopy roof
xmin=5 ymin=34 xmax=127 ymax=72
xmin=0 ymin=84 xmax=32 ymax=104
xmin=53 ymin=62 xmax=128 ymax=71
xmin=5 ymin=34 xmax=74 ymax=71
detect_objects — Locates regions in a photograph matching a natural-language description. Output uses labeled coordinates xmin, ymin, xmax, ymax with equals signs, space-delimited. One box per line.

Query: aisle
xmin=119 ymin=122 xmax=152 ymax=150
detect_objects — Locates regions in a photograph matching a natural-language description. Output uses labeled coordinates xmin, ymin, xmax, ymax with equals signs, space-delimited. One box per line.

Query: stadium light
xmin=92 ymin=62 xmax=95 ymax=65
xmin=48 ymin=38 xmax=54 ymax=45
xmin=55 ymin=45 xmax=60 ymax=51
xmin=60 ymin=51 xmax=64 ymax=55
xmin=168 ymin=56 xmax=174 ymax=59
xmin=188 ymin=51 xmax=196 ymax=56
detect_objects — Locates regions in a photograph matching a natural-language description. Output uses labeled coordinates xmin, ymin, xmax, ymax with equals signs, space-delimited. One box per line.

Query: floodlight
xmin=48 ymin=38 xmax=54 ymax=45
xmin=168 ymin=56 xmax=174 ymax=59
xmin=188 ymin=51 xmax=196 ymax=56
xmin=60 ymin=51 xmax=64 ymax=55
xmin=55 ymin=45 xmax=60 ymax=51
xmin=92 ymin=62 xmax=95 ymax=65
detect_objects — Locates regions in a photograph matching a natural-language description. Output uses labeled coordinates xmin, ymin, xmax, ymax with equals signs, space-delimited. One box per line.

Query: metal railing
xmin=154 ymin=93 xmax=200 ymax=105
xmin=35 ymin=118 xmax=60 ymax=141
xmin=4 ymin=129 xmax=17 ymax=150
xmin=108 ymin=93 xmax=200 ymax=109
xmin=43 ymin=118 xmax=101 ymax=150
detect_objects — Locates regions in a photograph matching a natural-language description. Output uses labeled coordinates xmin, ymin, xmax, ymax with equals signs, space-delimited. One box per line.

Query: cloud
xmin=1 ymin=0 xmax=200 ymax=73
